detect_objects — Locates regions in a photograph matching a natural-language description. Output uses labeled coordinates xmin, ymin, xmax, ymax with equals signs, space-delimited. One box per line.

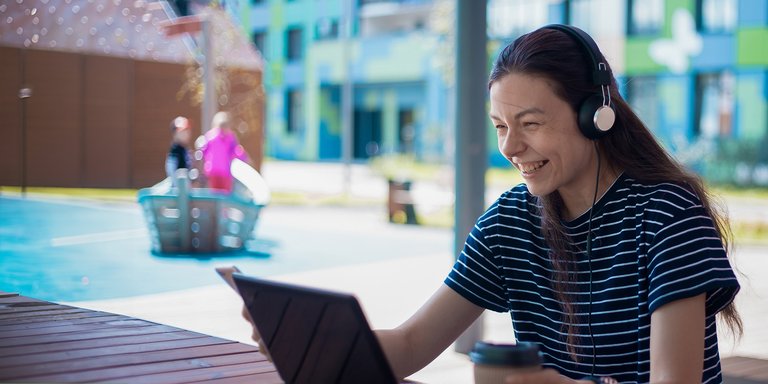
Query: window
xmin=628 ymin=0 xmax=664 ymax=35
xmin=316 ymin=18 xmax=339 ymax=40
xmin=626 ymin=76 xmax=659 ymax=133
xmin=487 ymin=0 xmax=549 ymax=38
xmin=286 ymin=27 xmax=303 ymax=61
xmin=698 ymin=0 xmax=737 ymax=32
xmin=251 ymin=30 xmax=267 ymax=56
xmin=695 ymin=72 xmax=735 ymax=139
xmin=286 ymin=89 xmax=304 ymax=134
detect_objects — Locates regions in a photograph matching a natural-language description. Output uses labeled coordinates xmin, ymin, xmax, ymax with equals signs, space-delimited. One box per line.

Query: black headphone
xmin=542 ymin=24 xmax=615 ymax=140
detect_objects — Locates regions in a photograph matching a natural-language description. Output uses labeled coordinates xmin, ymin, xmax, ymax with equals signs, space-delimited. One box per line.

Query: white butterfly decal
xmin=649 ymin=9 xmax=702 ymax=73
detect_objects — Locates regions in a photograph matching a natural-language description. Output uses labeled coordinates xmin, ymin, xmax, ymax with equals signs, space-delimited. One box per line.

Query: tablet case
xmin=233 ymin=273 xmax=399 ymax=384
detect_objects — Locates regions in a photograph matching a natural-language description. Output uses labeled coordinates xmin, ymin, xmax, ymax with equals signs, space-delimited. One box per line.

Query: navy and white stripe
xmin=445 ymin=174 xmax=739 ymax=383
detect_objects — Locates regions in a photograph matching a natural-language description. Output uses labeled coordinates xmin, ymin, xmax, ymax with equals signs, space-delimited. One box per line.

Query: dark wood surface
xmin=723 ymin=356 xmax=768 ymax=384
xmin=0 ymin=291 xmax=282 ymax=383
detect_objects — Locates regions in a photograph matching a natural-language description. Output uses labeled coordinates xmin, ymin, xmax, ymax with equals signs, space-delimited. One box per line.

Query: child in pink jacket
xmin=199 ymin=112 xmax=249 ymax=192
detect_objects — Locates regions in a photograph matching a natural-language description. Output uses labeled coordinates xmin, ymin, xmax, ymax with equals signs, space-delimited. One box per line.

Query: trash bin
xmin=387 ymin=179 xmax=418 ymax=225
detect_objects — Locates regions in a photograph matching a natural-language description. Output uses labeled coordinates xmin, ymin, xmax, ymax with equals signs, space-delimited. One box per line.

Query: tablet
xmin=233 ymin=273 xmax=398 ymax=384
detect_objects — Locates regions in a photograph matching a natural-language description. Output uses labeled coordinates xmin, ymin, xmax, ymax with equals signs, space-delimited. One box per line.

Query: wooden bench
xmin=0 ymin=291 xmax=280 ymax=383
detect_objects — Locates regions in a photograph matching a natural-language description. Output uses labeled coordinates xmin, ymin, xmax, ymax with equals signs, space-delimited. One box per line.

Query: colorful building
xmin=231 ymin=0 xmax=768 ymax=184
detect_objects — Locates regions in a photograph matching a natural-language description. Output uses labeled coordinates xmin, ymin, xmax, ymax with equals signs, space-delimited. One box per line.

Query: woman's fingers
xmin=240 ymin=306 xmax=263 ymax=342
xmin=241 ymin=306 xmax=253 ymax=323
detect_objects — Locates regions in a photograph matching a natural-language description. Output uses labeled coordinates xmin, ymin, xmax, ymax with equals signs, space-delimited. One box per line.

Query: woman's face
xmin=489 ymin=73 xmax=596 ymax=199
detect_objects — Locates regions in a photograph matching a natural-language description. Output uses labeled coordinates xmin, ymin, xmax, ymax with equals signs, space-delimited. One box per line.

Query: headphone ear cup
xmin=578 ymin=94 xmax=615 ymax=140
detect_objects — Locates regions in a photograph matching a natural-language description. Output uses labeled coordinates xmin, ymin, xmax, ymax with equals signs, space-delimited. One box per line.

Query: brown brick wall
xmin=83 ymin=55 xmax=132 ymax=188
xmin=25 ymin=50 xmax=83 ymax=187
xmin=0 ymin=47 xmax=22 ymax=186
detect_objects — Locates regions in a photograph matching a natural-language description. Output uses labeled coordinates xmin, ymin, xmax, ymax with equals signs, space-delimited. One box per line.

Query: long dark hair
xmin=488 ymin=27 xmax=742 ymax=357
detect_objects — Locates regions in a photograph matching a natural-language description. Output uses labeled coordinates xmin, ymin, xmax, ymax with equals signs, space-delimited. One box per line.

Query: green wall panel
xmin=664 ymin=0 xmax=695 ymax=37
xmin=736 ymin=77 xmax=767 ymax=140
xmin=737 ymin=28 xmax=768 ymax=66
xmin=625 ymin=38 xmax=665 ymax=74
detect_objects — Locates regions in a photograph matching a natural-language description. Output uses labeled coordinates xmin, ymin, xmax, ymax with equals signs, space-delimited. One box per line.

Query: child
xmin=165 ymin=116 xmax=192 ymax=185
xmin=198 ymin=111 xmax=249 ymax=192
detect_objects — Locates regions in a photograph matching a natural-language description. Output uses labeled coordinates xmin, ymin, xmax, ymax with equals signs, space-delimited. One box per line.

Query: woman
xmin=236 ymin=25 xmax=742 ymax=383
xmin=374 ymin=25 xmax=741 ymax=383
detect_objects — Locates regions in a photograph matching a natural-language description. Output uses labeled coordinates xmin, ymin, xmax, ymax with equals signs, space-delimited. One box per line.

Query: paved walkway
xmin=67 ymin=160 xmax=767 ymax=383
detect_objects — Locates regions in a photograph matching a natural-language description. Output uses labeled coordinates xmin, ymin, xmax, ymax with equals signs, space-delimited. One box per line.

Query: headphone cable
xmin=587 ymin=141 xmax=601 ymax=377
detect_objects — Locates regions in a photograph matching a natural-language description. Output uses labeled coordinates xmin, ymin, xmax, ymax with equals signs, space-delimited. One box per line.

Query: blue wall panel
xmin=692 ymin=35 xmax=736 ymax=70
xmin=739 ymin=0 xmax=768 ymax=26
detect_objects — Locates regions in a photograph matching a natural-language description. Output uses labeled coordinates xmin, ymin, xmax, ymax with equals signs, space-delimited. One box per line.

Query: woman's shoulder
xmin=621 ymin=175 xmax=704 ymax=213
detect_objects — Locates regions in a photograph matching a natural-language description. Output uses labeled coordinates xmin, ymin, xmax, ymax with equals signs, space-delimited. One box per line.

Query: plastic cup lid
xmin=469 ymin=341 xmax=542 ymax=367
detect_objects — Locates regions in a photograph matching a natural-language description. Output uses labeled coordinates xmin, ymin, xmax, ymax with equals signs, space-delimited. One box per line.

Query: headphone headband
xmin=542 ymin=24 xmax=610 ymax=86
xmin=538 ymin=24 xmax=615 ymax=138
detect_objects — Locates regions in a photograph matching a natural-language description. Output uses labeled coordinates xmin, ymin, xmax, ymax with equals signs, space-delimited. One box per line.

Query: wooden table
xmin=0 ymin=292 xmax=282 ymax=383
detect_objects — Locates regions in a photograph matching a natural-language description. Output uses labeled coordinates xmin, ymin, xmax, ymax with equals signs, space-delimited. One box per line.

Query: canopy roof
xmin=0 ymin=0 xmax=262 ymax=70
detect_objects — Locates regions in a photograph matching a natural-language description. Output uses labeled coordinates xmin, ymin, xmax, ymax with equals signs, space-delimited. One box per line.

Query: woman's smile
xmin=515 ymin=160 xmax=549 ymax=176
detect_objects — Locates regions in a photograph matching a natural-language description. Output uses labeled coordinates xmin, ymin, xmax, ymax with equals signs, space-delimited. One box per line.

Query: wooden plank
xmin=0 ymin=318 xmax=151 ymax=338
xmin=0 ymin=336 xmax=233 ymax=369
xmin=22 ymin=350 xmax=265 ymax=382
xmin=3 ymin=342 xmax=261 ymax=379
xmin=195 ymin=370 xmax=284 ymax=384
xmin=0 ymin=323 xmax=180 ymax=348
xmin=128 ymin=360 xmax=279 ymax=384
xmin=0 ymin=310 xmax=116 ymax=326
xmin=0 ymin=330 xmax=205 ymax=358
xmin=0 ymin=314 xmax=126 ymax=332
xmin=0 ymin=307 xmax=90 ymax=321
xmin=0 ymin=303 xmax=77 ymax=314
xmin=0 ymin=295 xmax=48 ymax=305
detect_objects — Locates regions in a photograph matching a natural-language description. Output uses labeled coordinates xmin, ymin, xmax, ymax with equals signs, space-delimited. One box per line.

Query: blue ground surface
xmin=0 ymin=195 xmax=450 ymax=302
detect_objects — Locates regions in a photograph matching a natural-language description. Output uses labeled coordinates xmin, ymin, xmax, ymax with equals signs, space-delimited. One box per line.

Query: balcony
xmin=358 ymin=0 xmax=434 ymax=36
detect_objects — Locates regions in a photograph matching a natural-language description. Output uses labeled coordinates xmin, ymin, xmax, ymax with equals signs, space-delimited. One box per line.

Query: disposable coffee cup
xmin=469 ymin=341 xmax=542 ymax=384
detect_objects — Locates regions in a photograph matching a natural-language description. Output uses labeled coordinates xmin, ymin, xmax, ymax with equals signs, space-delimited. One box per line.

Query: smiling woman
xmin=370 ymin=24 xmax=743 ymax=384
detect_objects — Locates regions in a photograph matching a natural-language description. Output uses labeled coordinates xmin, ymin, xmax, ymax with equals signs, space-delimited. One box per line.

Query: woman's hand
xmin=505 ymin=368 xmax=596 ymax=384
xmin=241 ymin=306 xmax=273 ymax=362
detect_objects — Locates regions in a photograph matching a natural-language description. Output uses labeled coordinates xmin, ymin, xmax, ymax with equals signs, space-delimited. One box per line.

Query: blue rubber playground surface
xmin=0 ymin=194 xmax=449 ymax=302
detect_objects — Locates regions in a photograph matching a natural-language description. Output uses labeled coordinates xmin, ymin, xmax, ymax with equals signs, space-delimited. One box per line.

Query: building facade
xmin=232 ymin=0 xmax=768 ymax=184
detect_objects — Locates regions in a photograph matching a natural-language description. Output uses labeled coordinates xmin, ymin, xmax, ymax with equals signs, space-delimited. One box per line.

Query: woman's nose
xmin=499 ymin=128 xmax=524 ymax=157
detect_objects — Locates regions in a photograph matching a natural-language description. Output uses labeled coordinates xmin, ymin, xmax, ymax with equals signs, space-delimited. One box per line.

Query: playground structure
xmin=138 ymin=159 xmax=269 ymax=254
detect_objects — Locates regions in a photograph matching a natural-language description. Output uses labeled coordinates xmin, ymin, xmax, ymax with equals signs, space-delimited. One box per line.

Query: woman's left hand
xmin=505 ymin=368 xmax=594 ymax=384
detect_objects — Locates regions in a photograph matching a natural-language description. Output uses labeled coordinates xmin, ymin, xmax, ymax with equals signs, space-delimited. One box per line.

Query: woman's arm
xmin=375 ymin=284 xmax=484 ymax=379
xmin=650 ymin=293 xmax=706 ymax=384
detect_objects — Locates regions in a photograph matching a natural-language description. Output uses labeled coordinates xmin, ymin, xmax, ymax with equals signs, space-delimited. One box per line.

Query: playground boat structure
xmin=137 ymin=159 xmax=270 ymax=254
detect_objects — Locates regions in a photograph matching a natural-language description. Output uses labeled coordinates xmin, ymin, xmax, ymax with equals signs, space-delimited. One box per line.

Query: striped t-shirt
xmin=446 ymin=174 xmax=739 ymax=383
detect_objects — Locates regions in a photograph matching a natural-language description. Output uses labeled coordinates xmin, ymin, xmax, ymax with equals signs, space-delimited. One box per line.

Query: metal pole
xmin=341 ymin=0 xmax=354 ymax=196
xmin=202 ymin=18 xmax=215 ymax=133
xmin=18 ymin=50 xmax=31 ymax=197
xmin=453 ymin=0 xmax=487 ymax=354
